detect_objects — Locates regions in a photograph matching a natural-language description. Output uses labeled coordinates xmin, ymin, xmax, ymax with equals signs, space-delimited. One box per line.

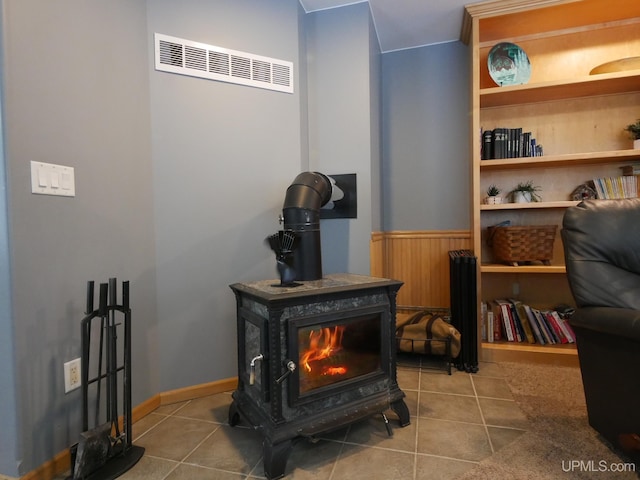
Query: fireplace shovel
xmin=71 ymin=423 xmax=112 ymax=479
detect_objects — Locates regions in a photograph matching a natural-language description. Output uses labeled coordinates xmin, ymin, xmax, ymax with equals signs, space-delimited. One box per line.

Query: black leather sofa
xmin=561 ymin=198 xmax=640 ymax=464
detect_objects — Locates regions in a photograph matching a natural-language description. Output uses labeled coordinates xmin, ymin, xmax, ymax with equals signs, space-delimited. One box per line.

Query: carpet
xmin=459 ymin=362 xmax=639 ymax=479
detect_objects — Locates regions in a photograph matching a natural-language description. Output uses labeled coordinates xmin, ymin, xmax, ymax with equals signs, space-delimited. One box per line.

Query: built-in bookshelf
xmin=462 ymin=0 xmax=640 ymax=365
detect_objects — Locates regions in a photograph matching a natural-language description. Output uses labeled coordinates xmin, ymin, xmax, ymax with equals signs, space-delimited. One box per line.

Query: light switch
xmin=31 ymin=161 xmax=75 ymax=197
xmin=38 ymin=169 xmax=48 ymax=187
xmin=61 ymin=172 xmax=72 ymax=190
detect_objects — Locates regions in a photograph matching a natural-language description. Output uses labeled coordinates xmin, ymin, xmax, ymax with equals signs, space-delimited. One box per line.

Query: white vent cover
xmin=154 ymin=33 xmax=293 ymax=94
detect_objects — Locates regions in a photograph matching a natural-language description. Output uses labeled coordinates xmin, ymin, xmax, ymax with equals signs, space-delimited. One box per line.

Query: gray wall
xmin=306 ymin=3 xmax=380 ymax=275
xmin=1 ymin=0 xmax=157 ymax=474
xmin=147 ymin=0 xmax=306 ymax=391
xmin=382 ymin=42 xmax=470 ymax=231
xmin=0 ymin=5 xmax=19 ymax=470
xmin=0 ymin=1 xmax=469 ymax=476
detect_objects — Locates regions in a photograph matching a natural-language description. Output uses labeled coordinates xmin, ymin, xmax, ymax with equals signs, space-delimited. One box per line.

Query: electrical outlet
xmin=64 ymin=358 xmax=81 ymax=393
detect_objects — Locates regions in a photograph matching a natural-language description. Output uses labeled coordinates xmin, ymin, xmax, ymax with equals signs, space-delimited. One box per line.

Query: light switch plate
xmin=31 ymin=161 xmax=75 ymax=197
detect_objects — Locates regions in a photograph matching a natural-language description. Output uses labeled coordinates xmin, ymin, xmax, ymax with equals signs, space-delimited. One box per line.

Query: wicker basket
xmin=487 ymin=225 xmax=557 ymax=266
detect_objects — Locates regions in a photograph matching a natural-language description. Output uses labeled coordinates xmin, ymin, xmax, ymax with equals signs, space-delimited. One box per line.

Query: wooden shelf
xmin=480 ymin=70 xmax=640 ymax=108
xmin=468 ymin=0 xmax=640 ymax=46
xmin=481 ymin=264 xmax=566 ymax=274
xmin=481 ymin=201 xmax=577 ymax=211
xmin=480 ymin=149 xmax=640 ymax=171
xmin=481 ymin=341 xmax=578 ymax=367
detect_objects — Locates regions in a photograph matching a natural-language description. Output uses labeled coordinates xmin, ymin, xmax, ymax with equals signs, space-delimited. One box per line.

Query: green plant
xmin=510 ymin=180 xmax=542 ymax=202
xmin=624 ymin=119 xmax=640 ymax=140
xmin=486 ymin=184 xmax=501 ymax=196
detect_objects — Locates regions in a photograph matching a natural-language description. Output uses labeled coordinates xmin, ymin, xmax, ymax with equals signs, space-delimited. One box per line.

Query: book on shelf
xmin=510 ymin=299 xmax=535 ymax=344
xmin=523 ymin=304 xmax=546 ymax=345
xmin=481 ymin=127 xmax=542 ymax=160
xmin=532 ymin=307 xmax=557 ymax=344
xmin=486 ymin=310 xmax=495 ymax=343
xmin=488 ymin=300 xmax=503 ymax=342
xmin=592 ymin=175 xmax=638 ymax=199
xmin=550 ymin=310 xmax=576 ymax=343
xmin=482 ymin=299 xmax=576 ymax=345
xmin=494 ymin=299 xmax=516 ymax=342
xmin=620 ymin=164 xmax=640 ymax=176
xmin=543 ymin=310 xmax=570 ymax=344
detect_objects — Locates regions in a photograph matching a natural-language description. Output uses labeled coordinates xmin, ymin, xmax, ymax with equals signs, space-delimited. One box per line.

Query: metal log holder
xmin=395 ymin=306 xmax=453 ymax=375
xmin=69 ymin=278 xmax=144 ymax=480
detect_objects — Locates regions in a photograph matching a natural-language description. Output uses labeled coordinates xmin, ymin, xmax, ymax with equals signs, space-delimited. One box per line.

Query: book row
xmin=592 ymin=175 xmax=639 ymax=199
xmin=481 ymin=127 xmax=543 ymax=160
xmin=480 ymin=299 xmax=576 ymax=345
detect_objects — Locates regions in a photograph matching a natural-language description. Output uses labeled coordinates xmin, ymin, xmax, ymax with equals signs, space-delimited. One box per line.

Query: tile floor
xmin=66 ymin=359 xmax=528 ymax=480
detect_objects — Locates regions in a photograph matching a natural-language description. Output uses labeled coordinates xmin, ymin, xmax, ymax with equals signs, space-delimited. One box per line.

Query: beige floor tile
xmin=117 ymin=455 xmax=178 ymax=480
xmin=173 ymin=392 xmax=233 ymax=424
xmin=345 ymin=415 xmax=417 ymax=453
xmin=478 ymin=397 xmax=529 ymax=430
xmin=131 ymin=412 xmax=167 ymax=441
xmin=415 ymin=454 xmax=478 ymax=480
xmin=397 ymin=366 xmax=420 ymax=390
xmin=184 ymin=424 xmax=263 ymax=475
xmin=418 ymin=391 xmax=483 ymax=424
xmin=88 ymin=362 xmax=532 ymax=480
xmin=331 ymin=443 xmax=415 ymax=480
xmin=487 ymin=425 xmax=527 ymax=452
xmin=474 ymin=361 xmax=506 ymax=377
xmin=165 ymin=463 xmax=247 ymax=479
xmin=154 ymin=401 xmax=189 ymax=416
xmin=416 ymin=417 xmax=493 ymax=462
xmin=472 ymin=375 xmax=514 ymax=400
xmin=420 ymin=370 xmax=475 ymax=396
xmin=134 ymin=416 xmax=219 ymax=461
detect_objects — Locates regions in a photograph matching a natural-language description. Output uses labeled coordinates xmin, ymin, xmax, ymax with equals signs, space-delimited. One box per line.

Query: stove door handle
xmin=275 ymin=359 xmax=296 ymax=384
xmin=249 ymin=354 xmax=264 ymax=385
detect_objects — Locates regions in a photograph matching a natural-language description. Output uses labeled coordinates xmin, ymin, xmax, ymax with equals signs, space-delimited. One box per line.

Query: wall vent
xmin=154 ymin=33 xmax=293 ymax=94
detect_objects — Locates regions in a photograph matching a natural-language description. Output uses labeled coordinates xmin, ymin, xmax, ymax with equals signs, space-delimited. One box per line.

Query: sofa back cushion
xmin=562 ymin=198 xmax=640 ymax=309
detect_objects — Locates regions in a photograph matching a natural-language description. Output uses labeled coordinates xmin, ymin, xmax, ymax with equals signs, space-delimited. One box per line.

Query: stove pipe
xmin=282 ymin=172 xmax=332 ymax=281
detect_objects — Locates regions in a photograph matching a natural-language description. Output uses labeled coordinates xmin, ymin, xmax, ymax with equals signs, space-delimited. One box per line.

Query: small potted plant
xmin=509 ymin=180 xmax=542 ymax=203
xmin=485 ymin=184 xmax=502 ymax=204
xmin=624 ymin=119 xmax=640 ymax=149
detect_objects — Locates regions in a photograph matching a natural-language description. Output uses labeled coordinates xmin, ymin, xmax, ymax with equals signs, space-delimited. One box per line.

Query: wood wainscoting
xmin=371 ymin=230 xmax=472 ymax=310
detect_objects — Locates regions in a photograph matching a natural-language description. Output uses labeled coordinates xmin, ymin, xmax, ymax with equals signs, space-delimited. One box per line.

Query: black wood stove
xmin=229 ymin=273 xmax=410 ymax=479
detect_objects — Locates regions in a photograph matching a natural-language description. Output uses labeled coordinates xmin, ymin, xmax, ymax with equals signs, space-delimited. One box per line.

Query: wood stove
xmin=229 ymin=273 xmax=410 ymax=479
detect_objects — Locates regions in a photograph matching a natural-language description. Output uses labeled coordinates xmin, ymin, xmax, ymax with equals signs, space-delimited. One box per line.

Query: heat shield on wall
xmin=320 ymin=174 xmax=357 ymax=219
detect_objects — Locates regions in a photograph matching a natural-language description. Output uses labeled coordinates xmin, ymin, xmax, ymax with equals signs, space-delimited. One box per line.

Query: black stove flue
xmin=281 ymin=171 xmax=332 ymax=281
xmin=229 ymin=273 xmax=409 ymax=480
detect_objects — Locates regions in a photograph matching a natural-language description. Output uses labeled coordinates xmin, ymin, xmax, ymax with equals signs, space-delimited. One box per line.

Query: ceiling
xmin=299 ymin=0 xmax=471 ymax=53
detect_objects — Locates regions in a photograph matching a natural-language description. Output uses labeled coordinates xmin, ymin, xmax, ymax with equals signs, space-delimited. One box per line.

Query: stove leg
xmin=262 ymin=438 xmax=292 ymax=480
xmin=228 ymin=400 xmax=241 ymax=427
xmin=391 ymin=398 xmax=410 ymax=427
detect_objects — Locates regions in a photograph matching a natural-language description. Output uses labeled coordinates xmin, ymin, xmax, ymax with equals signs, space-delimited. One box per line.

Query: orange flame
xmin=322 ymin=366 xmax=347 ymax=376
xmin=300 ymin=325 xmax=347 ymax=375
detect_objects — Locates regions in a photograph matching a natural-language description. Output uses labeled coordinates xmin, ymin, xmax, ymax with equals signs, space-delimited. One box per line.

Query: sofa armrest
xmin=570 ymin=307 xmax=640 ymax=342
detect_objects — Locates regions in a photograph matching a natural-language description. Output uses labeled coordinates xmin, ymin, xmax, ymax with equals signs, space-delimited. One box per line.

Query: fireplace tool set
xmin=68 ymin=278 xmax=144 ymax=480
